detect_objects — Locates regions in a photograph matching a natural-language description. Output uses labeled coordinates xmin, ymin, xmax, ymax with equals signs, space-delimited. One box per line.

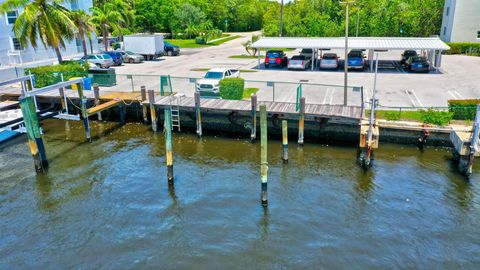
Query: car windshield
xmin=204 ymin=72 xmax=224 ymax=79
xmin=164 ymin=41 xmax=172 ymax=46
xmin=349 ymin=53 xmax=363 ymax=58
xmin=301 ymin=49 xmax=312 ymax=54
xmin=101 ymin=54 xmax=112 ymax=59
xmin=267 ymin=51 xmax=282 ymax=58
xmin=291 ymin=55 xmax=306 ymax=60
xmin=412 ymin=57 xmax=427 ymax=63
xmin=404 ymin=51 xmax=417 ymax=56
xmin=126 ymin=51 xmax=135 ymax=55
xmin=323 ymin=54 xmax=337 ymax=60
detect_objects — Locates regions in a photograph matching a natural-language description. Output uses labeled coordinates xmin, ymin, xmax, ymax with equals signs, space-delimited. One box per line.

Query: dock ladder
xmin=169 ymin=93 xmax=183 ymax=131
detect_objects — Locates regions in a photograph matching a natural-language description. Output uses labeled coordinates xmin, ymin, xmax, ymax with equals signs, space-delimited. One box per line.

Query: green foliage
xmin=445 ymin=43 xmax=480 ymax=56
xmin=25 ymin=62 xmax=88 ymax=88
xmin=243 ymin=35 xmax=260 ymax=56
xmin=420 ymin=109 xmax=453 ymax=126
xmin=242 ymin=88 xmax=259 ymax=99
xmin=384 ymin=111 xmax=401 ymax=121
xmin=220 ymin=78 xmax=245 ymax=100
xmin=195 ymin=36 xmax=206 ymax=45
xmin=448 ymin=100 xmax=480 ymax=120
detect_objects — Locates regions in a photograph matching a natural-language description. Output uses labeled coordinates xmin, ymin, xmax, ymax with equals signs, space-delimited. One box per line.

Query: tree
xmin=0 ymin=0 xmax=75 ymax=63
xmin=70 ymin=10 xmax=95 ymax=59
xmin=91 ymin=1 xmax=125 ymax=51
xmin=174 ymin=2 xmax=206 ymax=38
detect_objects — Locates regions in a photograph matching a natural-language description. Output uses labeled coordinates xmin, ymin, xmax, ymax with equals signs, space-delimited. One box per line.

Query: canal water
xmin=1 ymin=119 xmax=479 ymax=269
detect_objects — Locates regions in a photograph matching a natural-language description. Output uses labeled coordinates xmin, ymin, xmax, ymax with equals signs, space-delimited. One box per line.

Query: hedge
xmin=220 ymin=78 xmax=244 ymax=100
xmin=448 ymin=99 xmax=480 ymax=120
xmin=25 ymin=62 xmax=88 ymax=88
xmin=444 ymin=42 xmax=480 ymax=56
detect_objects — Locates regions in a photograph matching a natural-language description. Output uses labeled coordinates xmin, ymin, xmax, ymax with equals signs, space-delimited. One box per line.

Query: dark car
xmin=347 ymin=49 xmax=366 ymax=70
xmin=401 ymin=50 xmax=418 ymax=65
xmin=164 ymin=41 xmax=180 ymax=56
xmin=406 ymin=56 xmax=430 ymax=72
xmin=102 ymin=51 xmax=123 ymax=66
xmin=265 ymin=50 xmax=288 ymax=68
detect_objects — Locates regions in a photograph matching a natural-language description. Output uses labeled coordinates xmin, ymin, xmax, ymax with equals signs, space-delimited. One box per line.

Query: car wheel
xmin=95 ymin=63 xmax=101 ymax=68
xmin=167 ymin=50 xmax=173 ymax=56
xmin=129 ymin=58 xmax=134 ymax=64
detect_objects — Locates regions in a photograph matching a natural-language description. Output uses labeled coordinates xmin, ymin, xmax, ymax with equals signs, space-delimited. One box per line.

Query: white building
xmin=440 ymin=0 xmax=480 ymax=43
xmin=0 ymin=0 xmax=98 ymax=67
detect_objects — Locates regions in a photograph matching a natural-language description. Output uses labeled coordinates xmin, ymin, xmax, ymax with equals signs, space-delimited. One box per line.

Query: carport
xmin=251 ymin=37 xmax=450 ymax=71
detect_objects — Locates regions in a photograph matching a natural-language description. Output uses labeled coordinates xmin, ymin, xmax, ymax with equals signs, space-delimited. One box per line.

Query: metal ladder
xmin=169 ymin=93 xmax=182 ymax=131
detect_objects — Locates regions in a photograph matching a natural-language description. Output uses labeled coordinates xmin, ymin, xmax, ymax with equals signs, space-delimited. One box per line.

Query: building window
xmin=6 ymin=10 xmax=18 ymax=24
xmin=11 ymin=37 xmax=23 ymax=51
xmin=446 ymin=7 xmax=450 ymax=16
xmin=443 ymin=27 xmax=447 ymax=36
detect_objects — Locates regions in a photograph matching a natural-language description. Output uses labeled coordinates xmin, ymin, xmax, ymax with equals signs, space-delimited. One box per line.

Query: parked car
xmin=264 ymin=50 xmax=288 ymax=68
xmin=347 ymin=49 xmax=366 ymax=70
xmin=80 ymin=54 xmax=114 ymax=68
xmin=119 ymin=51 xmax=144 ymax=63
xmin=406 ymin=56 xmax=430 ymax=72
xmin=319 ymin=53 xmax=339 ymax=70
xmin=288 ymin=55 xmax=311 ymax=70
xmin=196 ymin=68 xmax=240 ymax=95
xmin=401 ymin=50 xmax=418 ymax=65
xmin=164 ymin=41 xmax=180 ymax=56
xmin=102 ymin=51 xmax=123 ymax=66
xmin=300 ymin=48 xmax=313 ymax=60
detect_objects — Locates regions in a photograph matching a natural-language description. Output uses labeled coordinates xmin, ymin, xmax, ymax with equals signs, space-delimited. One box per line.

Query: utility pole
xmin=340 ymin=0 xmax=356 ymax=106
xmin=279 ymin=0 xmax=284 ymax=37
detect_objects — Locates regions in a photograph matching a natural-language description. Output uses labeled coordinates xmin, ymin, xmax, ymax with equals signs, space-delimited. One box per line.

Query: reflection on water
xmin=0 ymin=119 xmax=479 ymax=269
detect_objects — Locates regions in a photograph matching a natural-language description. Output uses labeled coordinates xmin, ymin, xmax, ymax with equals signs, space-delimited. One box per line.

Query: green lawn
xmin=243 ymin=88 xmax=259 ymax=99
xmin=209 ymin=35 xmax=241 ymax=45
xmin=165 ymin=35 xmax=241 ymax=49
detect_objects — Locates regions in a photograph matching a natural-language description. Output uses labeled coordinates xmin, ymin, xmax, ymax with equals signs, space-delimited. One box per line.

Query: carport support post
xmin=194 ymin=91 xmax=202 ymax=136
xmin=298 ymin=97 xmax=305 ymax=145
xmin=93 ymin=84 xmax=102 ymax=121
xmin=148 ymin=90 xmax=158 ymax=132
xmin=19 ymin=95 xmax=48 ymax=173
xmin=165 ymin=108 xmax=174 ymax=184
xmin=260 ymin=104 xmax=268 ymax=206
xmin=251 ymin=94 xmax=257 ymax=142
xmin=140 ymin=86 xmax=148 ymax=124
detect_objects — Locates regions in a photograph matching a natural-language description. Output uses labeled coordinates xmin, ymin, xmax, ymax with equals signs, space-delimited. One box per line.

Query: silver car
xmin=288 ymin=55 xmax=311 ymax=70
xmin=80 ymin=54 xmax=114 ymax=68
xmin=119 ymin=51 xmax=144 ymax=63
xmin=319 ymin=53 xmax=339 ymax=70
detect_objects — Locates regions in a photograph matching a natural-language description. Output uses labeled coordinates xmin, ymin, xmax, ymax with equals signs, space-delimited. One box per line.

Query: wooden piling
xmin=19 ymin=95 xmax=48 ymax=173
xmin=282 ymin=120 xmax=288 ymax=163
xmin=141 ymin=86 xmax=148 ymax=124
xmin=165 ymin=108 xmax=174 ymax=184
xmin=194 ymin=91 xmax=202 ymax=136
xmin=93 ymin=83 xmax=102 ymax=121
xmin=298 ymin=97 xmax=305 ymax=145
xmin=58 ymin=86 xmax=66 ymax=111
xmin=77 ymin=83 xmax=91 ymax=142
xmin=251 ymin=94 xmax=257 ymax=142
xmin=119 ymin=105 xmax=126 ymax=125
xmin=260 ymin=104 xmax=268 ymax=206
xmin=148 ymin=90 xmax=157 ymax=132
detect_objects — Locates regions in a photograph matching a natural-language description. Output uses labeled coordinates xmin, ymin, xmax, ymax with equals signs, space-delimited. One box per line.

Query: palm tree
xmin=0 ymin=0 xmax=75 ymax=64
xmin=91 ymin=2 xmax=125 ymax=51
xmin=70 ymin=10 xmax=95 ymax=59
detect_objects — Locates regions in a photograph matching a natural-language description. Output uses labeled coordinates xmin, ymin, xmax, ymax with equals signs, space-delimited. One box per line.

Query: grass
xmin=190 ymin=68 xmax=257 ymax=73
xmin=229 ymin=55 xmax=261 ymax=59
xmin=242 ymin=88 xmax=259 ymax=99
xmin=209 ymin=35 xmax=241 ymax=45
xmin=164 ymin=35 xmax=241 ymax=49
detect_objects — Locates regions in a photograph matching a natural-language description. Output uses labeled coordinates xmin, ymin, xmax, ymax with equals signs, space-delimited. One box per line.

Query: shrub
xmin=444 ymin=42 xmax=480 ymax=56
xmin=448 ymin=99 xmax=480 ymax=120
xmin=195 ymin=36 xmax=206 ymax=44
xmin=25 ymin=62 xmax=88 ymax=88
xmin=420 ymin=109 xmax=453 ymax=126
xmin=220 ymin=78 xmax=244 ymax=100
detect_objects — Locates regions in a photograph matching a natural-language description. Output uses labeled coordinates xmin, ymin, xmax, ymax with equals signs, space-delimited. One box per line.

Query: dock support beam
xmin=165 ymin=108 xmax=174 ymax=184
xmin=148 ymin=90 xmax=157 ymax=132
xmin=298 ymin=97 xmax=305 ymax=145
xmin=77 ymin=83 xmax=91 ymax=142
xmin=19 ymin=95 xmax=49 ymax=173
xmin=194 ymin=92 xmax=202 ymax=136
xmin=282 ymin=120 xmax=288 ymax=163
xmin=251 ymin=94 xmax=257 ymax=142
xmin=93 ymin=84 xmax=102 ymax=121
xmin=260 ymin=104 xmax=268 ymax=206
xmin=141 ymin=86 xmax=148 ymax=124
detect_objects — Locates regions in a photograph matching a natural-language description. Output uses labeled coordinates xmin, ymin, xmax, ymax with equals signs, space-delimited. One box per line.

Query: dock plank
xmin=0 ymin=100 xmax=19 ymax=111
xmin=87 ymin=99 xmax=123 ymax=116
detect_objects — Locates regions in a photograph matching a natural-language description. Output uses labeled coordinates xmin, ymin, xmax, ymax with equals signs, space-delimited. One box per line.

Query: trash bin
xmin=89 ymin=68 xmax=116 ymax=87
xmin=82 ymin=77 xmax=92 ymax=90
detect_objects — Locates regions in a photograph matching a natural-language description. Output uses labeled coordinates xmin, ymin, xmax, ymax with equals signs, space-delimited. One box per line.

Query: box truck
xmin=124 ymin=34 xmax=165 ymax=60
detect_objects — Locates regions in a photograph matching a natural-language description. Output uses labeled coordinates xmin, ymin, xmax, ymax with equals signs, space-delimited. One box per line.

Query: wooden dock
xmin=147 ymin=96 xmax=363 ymax=120
xmin=0 ymin=100 xmax=19 ymax=111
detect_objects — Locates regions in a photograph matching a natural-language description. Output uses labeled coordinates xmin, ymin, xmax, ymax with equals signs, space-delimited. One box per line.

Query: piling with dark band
xmin=260 ymin=104 xmax=268 ymax=206
xmin=19 ymin=95 xmax=48 ymax=173
xmin=77 ymin=83 xmax=91 ymax=142
xmin=282 ymin=120 xmax=288 ymax=163
xmin=298 ymin=97 xmax=305 ymax=145
xmin=251 ymin=94 xmax=257 ymax=142
xmin=194 ymin=91 xmax=202 ymax=136
xmin=141 ymin=86 xmax=148 ymax=124
xmin=165 ymin=108 xmax=174 ymax=184
xmin=93 ymin=84 xmax=102 ymax=121
xmin=148 ymin=90 xmax=157 ymax=132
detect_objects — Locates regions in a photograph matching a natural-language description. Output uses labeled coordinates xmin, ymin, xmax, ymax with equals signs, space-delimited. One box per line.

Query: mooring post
xmin=251 ymin=94 xmax=257 ymax=142
xmin=194 ymin=91 xmax=202 ymax=136
xmin=58 ymin=86 xmax=67 ymax=112
xmin=140 ymin=86 xmax=148 ymax=124
xmin=165 ymin=108 xmax=174 ymax=184
xmin=282 ymin=120 xmax=288 ymax=163
xmin=260 ymin=104 xmax=268 ymax=206
xmin=298 ymin=97 xmax=305 ymax=145
xmin=119 ymin=105 xmax=126 ymax=125
xmin=76 ymin=82 xmax=91 ymax=142
xmin=148 ymin=90 xmax=157 ymax=132
xmin=93 ymin=83 xmax=102 ymax=121
xmin=19 ymin=95 xmax=49 ymax=173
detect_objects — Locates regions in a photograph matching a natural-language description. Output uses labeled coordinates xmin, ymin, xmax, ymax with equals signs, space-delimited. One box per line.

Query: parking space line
xmin=322 ymin=88 xmax=331 ymax=104
xmin=405 ymin=90 xmax=424 ymax=108
xmin=329 ymin=88 xmax=334 ymax=105
xmin=447 ymin=90 xmax=465 ymax=100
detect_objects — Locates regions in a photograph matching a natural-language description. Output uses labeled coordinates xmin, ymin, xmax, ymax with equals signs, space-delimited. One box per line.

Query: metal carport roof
xmin=251 ymin=37 xmax=450 ymax=51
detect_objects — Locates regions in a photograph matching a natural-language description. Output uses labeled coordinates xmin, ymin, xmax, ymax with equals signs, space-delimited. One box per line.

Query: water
xmin=1 ymin=119 xmax=479 ymax=269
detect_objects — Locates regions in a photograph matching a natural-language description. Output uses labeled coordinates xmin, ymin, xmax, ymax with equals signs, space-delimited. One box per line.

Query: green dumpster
xmin=89 ymin=68 xmax=116 ymax=87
